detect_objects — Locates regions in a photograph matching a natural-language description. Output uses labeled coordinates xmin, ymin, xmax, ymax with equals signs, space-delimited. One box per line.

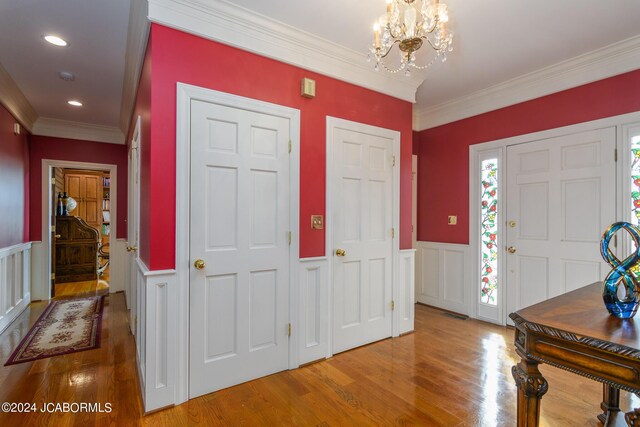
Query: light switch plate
xmin=448 ymin=215 xmax=457 ymax=225
xmin=311 ymin=215 xmax=323 ymax=229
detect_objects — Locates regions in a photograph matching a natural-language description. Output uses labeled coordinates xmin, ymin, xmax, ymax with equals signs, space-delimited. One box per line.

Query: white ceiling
xmin=0 ymin=0 xmax=130 ymax=128
xmin=1 ymin=0 xmax=639 ymax=139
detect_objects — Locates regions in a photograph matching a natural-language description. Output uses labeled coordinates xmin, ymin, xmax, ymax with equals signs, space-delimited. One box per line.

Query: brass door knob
xmin=194 ymin=259 xmax=206 ymax=270
xmin=335 ymin=249 xmax=346 ymax=257
xmin=507 ymin=246 xmax=517 ymax=254
xmin=126 ymin=246 xmax=137 ymax=252
xmin=55 ymin=234 xmax=61 ymax=238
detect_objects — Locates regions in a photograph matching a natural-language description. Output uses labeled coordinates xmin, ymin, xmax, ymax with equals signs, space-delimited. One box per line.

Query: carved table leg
xmin=512 ymin=359 xmax=549 ymax=427
xmin=598 ymin=384 xmax=620 ymax=424
xmin=626 ymin=408 xmax=640 ymax=426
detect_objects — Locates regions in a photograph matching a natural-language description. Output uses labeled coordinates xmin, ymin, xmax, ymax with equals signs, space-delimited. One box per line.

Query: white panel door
xmin=331 ymin=126 xmax=393 ymax=354
xmin=505 ymin=127 xmax=616 ymax=321
xmin=189 ymin=99 xmax=290 ymax=398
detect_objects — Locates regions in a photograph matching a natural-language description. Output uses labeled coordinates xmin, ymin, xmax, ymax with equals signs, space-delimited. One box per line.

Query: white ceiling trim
xmin=32 ymin=117 xmax=125 ymax=145
xmin=119 ymin=0 xmax=150 ymax=136
xmin=0 ymin=63 xmax=38 ymax=132
xmin=413 ymin=35 xmax=640 ymax=131
xmin=147 ymin=0 xmax=423 ymax=103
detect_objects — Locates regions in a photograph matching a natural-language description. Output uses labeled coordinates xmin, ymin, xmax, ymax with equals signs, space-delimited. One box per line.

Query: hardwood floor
xmin=0 ymin=296 xmax=638 ymax=426
xmin=54 ymin=266 xmax=109 ymax=299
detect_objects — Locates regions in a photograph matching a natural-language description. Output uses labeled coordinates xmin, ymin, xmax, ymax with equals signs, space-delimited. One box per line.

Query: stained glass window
xmin=481 ymin=159 xmax=498 ymax=305
xmin=631 ymin=136 xmax=640 ymax=226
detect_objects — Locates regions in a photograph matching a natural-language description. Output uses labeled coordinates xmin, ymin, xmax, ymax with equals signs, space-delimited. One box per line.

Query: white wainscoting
xmin=298 ymin=257 xmax=328 ymax=365
xmin=135 ymin=258 xmax=177 ymax=412
xmin=109 ymin=239 xmax=127 ymax=293
xmin=415 ymin=242 xmax=470 ymax=316
xmin=30 ymin=241 xmax=47 ymax=301
xmin=0 ymin=242 xmax=31 ymax=334
xmin=397 ymin=249 xmax=415 ymax=335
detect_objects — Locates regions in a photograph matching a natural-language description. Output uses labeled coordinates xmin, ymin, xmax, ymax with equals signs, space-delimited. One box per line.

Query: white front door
xmin=505 ymin=127 xmax=616 ymax=320
xmin=189 ymin=99 xmax=291 ymax=398
xmin=330 ymin=123 xmax=394 ymax=354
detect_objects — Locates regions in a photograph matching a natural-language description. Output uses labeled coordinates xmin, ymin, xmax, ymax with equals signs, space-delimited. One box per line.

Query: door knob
xmin=335 ymin=249 xmax=346 ymax=257
xmin=507 ymin=246 xmax=517 ymax=254
xmin=194 ymin=259 xmax=206 ymax=270
xmin=55 ymin=234 xmax=61 ymax=238
xmin=126 ymin=246 xmax=137 ymax=252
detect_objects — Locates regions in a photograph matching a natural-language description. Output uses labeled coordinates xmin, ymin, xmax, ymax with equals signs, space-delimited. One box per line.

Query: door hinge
xmin=287 ymin=323 xmax=292 ymax=337
xmin=392 ymin=155 xmax=396 ymax=166
xmin=391 ymin=300 xmax=395 ymax=311
xmin=50 ymin=177 xmax=56 ymax=185
xmin=289 ymin=140 xmax=292 ymax=154
xmin=288 ymin=231 xmax=292 ymax=245
xmin=391 ymin=228 xmax=395 ymax=238
xmin=51 ymin=225 xmax=56 ymax=232
xmin=50 ymin=273 xmax=55 ymax=280
xmin=614 ymin=148 xmax=618 ymax=162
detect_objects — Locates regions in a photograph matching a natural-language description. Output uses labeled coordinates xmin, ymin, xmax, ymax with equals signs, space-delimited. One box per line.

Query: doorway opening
xmin=42 ymin=160 xmax=118 ymax=301
xmin=52 ymin=167 xmax=111 ymax=298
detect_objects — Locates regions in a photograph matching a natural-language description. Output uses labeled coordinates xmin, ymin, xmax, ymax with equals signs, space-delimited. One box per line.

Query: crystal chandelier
xmin=369 ymin=0 xmax=453 ymax=75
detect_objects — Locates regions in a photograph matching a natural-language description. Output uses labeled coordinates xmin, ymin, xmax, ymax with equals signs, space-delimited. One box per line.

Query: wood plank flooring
xmin=54 ymin=266 xmax=109 ymax=299
xmin=1 ymin=295 xmax=638 ymax=426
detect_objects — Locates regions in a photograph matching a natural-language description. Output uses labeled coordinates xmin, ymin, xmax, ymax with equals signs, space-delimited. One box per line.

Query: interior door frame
xmin=469 ymin=111 xmax=640 ymax=325
xmin=40 ymin=159 xmax=118 ymax=300
xmin=176 ymin=83 xmax=301 ymax=402
xmin=325 ymin=116 xmax=401 ymax=355
xmin=127 ymin=115 xmax=142 ymax=334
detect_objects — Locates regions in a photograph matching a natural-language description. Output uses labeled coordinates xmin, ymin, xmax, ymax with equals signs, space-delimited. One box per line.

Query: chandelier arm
xmin=377 ymin=39 xmax=401 ymax=59
xmin=422 ymin=36 xmax=445 ymax=52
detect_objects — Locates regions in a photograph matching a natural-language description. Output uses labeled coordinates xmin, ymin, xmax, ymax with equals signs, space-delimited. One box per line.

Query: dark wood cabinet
xmin=55 ymin=216 xmax=99 ymax=283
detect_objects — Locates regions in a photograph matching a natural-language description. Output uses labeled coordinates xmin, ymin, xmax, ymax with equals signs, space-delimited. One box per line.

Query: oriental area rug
xmin=5 ymin=295 xmax=105 ymax=365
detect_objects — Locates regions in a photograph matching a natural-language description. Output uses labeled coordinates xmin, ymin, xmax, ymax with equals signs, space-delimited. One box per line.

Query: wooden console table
xmin=510 ymin=282 xmax=640 ymax=426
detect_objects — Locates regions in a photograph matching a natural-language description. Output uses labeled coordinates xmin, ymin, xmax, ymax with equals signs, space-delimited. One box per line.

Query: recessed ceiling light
xmin=44 ymin=35 xmax=68 ymax=47
xmin=59 ymin=71 xmax=75 ymax=81
xmin=67 ymin=100 xmax=83 ymax=107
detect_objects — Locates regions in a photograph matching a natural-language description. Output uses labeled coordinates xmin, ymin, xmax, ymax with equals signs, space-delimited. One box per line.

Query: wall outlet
xmin=448 ymin=215 xmax=457 ymax=225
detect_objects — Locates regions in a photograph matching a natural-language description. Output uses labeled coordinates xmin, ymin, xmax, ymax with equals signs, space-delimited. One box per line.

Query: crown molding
xmin=147 ymin=0 xmax=422 ymax=103
xmin=0 ymin=62 xmax=38 ymax=132
xmin=119 ymin=0 xmax=150 ymax=135
xmin=32 ymin=117 xmax=125 ymax=145
xmin=413 ymin=35 xmax=640 ymax=131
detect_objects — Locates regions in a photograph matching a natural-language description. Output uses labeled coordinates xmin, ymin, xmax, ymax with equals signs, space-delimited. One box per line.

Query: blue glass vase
xmin=600 ymin=222 xmax=640 ymax=319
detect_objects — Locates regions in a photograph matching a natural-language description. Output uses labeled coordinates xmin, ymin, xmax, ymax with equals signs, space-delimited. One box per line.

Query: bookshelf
xmin=102 ymin=175 xmax=111 ymax=245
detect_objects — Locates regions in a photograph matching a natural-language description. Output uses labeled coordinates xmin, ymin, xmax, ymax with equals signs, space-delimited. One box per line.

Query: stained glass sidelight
xmin=631 ymin=136 xmax=640 ymax=226
xmin=480 ymin=159 xmax=498 ymax=305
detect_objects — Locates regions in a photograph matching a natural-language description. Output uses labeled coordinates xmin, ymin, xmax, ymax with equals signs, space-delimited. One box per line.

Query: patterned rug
xmin=5 ymin=296 xmax=105 ymax=365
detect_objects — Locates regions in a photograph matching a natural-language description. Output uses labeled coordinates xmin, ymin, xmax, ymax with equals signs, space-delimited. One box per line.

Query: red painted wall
xmin=415 ymin=69 xmax=640 ymax=244
xmin=127 ymin=36 xmax=152 ymax=266
xmin=0 ymin=104 xmax=29 ymax=247
xmin=29 ymin=136 xmax=128 ymax=241
xmin=142 ymin=24 xmax=413 ymax=270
